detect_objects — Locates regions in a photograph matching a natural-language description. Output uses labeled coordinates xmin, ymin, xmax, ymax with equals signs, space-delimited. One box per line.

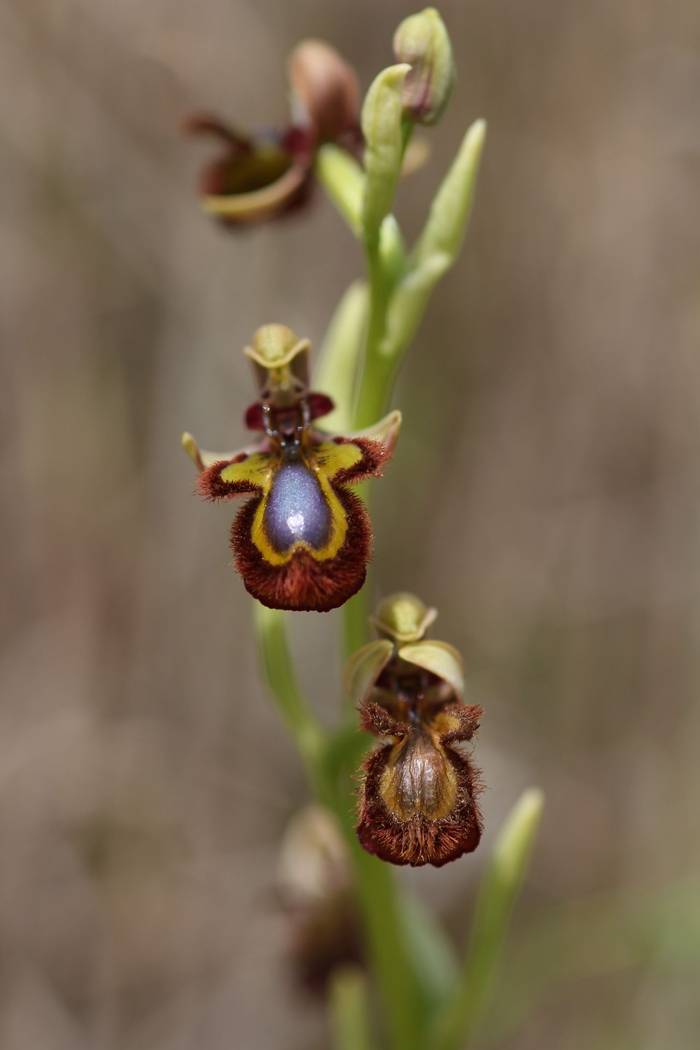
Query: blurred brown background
xmin=2 ymin=0 xmax=699 ymax=1047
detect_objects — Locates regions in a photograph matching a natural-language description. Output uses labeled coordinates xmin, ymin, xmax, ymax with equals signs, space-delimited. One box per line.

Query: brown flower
xmin=185 ymin=40 xmax=360 ymax=227
xmin=347 ymin=594 xmax=483 ymax=866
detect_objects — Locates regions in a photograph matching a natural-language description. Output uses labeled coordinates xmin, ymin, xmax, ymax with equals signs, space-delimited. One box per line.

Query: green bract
xmin=382 ymin=118 xmax=487 ymax=360
xmin=432 ymin=790 xmax=545 ymax=1050
xmin=361 ymin=63 xmax=411 ymax=244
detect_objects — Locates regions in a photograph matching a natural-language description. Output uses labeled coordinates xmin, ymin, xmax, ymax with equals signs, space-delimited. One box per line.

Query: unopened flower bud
xmin=393 ymin=7 xmax=455 ymax=125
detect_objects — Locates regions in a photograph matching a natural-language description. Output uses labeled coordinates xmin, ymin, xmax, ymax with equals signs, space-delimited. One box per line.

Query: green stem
xmin=253 ymin=603 xmax=325 ymax=792
xmin=341 ymin=234 xmax=400 ymax=655
xmin=350 ymin=847 xmax=425 ymax=1050
xmin=315 ymin=144 xmax=364 ymax=236
xmin=352 ymin=249 xmax=392 ymax=425
xmin=342 ymin=585 xmax=372 ymax=665
xmin=330 ymin=967 xmax=375 ymax=1050
xmin=352 ymin=347 xmax=397 ymax=429
xmin=326 ymin=762 xmax=427 ymax=1050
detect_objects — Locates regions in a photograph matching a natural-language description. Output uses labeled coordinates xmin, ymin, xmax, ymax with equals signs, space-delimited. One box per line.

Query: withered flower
xmin=347 ymin=594 xmax=483 ymax=867
xmin=182 ymin=325 xmax=401 ymax=612
xmin=185 ymin=40 xmax=360 ymax=226
xmin=277 ymin=806 xmax=362 ymax=996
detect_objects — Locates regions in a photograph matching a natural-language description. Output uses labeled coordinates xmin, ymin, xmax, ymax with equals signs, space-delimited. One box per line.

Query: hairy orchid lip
xmin=353 ymin=630 xmax=483 ymax=867
xmin=233 ymin=486 xmax=370 ymax=611
xmin=385 ymin=728 xmax=456 ymax=820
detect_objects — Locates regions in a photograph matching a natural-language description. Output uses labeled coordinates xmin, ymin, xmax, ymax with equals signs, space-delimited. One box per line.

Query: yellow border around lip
xmin=221 ymin=440 xmax=365 ymax=566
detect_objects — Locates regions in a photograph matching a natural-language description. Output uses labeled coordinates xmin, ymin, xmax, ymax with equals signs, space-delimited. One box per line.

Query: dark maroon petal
xmin=244 ymin=401 xmax=266 ymax=432
xmin=306 ymin=392 xmax=335 ymax=423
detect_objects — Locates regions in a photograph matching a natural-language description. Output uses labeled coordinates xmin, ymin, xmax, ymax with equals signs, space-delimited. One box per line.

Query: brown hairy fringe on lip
xmin=356 ymin=701 xmax=484 ymax=867
xmin=197 ymin=456 xmax=256 ymax=501
xmin=231 ymin=487 xmax=371 ymax=612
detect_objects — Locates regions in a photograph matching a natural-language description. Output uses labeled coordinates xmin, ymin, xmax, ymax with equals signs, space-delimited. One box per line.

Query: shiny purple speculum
xmin=263 ymin=461 xmax=331 ymax=551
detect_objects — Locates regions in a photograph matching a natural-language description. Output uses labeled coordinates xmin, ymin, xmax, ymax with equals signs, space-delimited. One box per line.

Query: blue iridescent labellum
xmin=263 ymin=461 xmax=331 ymax=552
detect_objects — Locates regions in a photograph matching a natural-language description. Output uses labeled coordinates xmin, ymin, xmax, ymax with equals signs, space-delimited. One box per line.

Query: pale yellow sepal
xmin=371 ymin=591 xmax=437 ymax=644
xmin=181 ymin=431 xmax=240 ymax=471
xmin=244 ymin=324 xmax=311 ymax=370
xmin=397 ymin=640 xmax=464 ymax=698
xmin=345 ymin=409 xmax=402 ymax=457
xmin=344 ymin=639 xmax=394 ymax=708
xmin=201 ymin=162 xmax=307 ymax=224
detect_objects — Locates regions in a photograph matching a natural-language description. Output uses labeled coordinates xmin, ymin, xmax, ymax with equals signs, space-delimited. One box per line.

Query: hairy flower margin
xmin=182 ymin=325 xmax=401 ymax=612
xmin=346 ymin=593 xmax=483 ymax=867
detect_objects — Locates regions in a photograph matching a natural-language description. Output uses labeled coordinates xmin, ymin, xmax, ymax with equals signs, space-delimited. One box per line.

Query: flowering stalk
xmin=316 ymin=79 xmax=486 ymax=658
xmin=184 ymin=9 xmax=544 ymax=1050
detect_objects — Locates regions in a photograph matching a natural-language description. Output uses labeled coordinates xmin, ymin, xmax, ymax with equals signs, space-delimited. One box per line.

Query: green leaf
xmin=432 ymin=788 xmax=544 ymax=1050
xmin=361 ymin=64 xmax=411 ymax=245
xmin=316 ymin=281 xmax=368 ymax=432
xmin=381 ymin=118 xmax=486 ymax=360
xmin=315 ymin=147 xmax=406 ymax=282
xmin=253 ymin=604 xmax=325 ymax=774
xmin=350 ymin=846 xmax=429 ymax=1050
xmin=316 ymin=144 xmax=365 ymax=237
xmin=402 ymin=892 xmax=460 ymax=1011
xmin=413 ymin=118 xmax=486 ymax=267
xmin=378 ymin=214 xmax=407 ymax=289
xmin=381 ymin=253 xmax=451 ymax=360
